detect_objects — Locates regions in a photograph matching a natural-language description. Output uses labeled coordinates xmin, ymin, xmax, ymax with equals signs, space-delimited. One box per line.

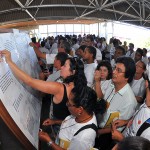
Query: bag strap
xmin=74 ymin=123 xmax=97 ymax=136
xmin=136 ymin=118 xmax=150 ymax=136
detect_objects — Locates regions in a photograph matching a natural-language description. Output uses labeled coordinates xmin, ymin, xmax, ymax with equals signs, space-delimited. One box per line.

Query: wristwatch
xmin=47 ymin=141 xmax=53 ymax=147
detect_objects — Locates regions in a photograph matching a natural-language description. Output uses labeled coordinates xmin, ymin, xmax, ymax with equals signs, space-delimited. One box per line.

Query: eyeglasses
xmin=66 ymin=100 xmax=76 ymax=107
xmin=113 ymin=67 xmax=125 ymax=73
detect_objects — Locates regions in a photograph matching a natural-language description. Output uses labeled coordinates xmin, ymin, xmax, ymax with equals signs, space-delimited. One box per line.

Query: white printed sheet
xmin=0 ymin=31 xmax=41 ymax=149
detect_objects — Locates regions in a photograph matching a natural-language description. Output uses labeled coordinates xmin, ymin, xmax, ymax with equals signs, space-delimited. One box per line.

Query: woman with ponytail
xmin=1 ymin=50 xmax=87 ymax=137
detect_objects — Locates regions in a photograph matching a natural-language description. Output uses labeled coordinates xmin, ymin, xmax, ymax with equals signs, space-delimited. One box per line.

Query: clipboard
xmin=104 ymin=111 xmax=120 ymax=128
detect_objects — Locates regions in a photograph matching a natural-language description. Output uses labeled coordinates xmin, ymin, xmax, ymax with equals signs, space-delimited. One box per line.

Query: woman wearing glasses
xmin=39 ymin=86 xmax=98 ymax=150
xmin=1 ymin=50 xmax=87 ymax=138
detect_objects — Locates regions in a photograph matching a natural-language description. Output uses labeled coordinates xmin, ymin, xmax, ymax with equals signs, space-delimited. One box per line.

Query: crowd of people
xmin=1 ymin=34 xmax=150 ymax=150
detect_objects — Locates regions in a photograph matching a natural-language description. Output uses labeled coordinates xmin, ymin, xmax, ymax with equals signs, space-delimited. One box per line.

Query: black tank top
xmin=53 ymin=84 xmax=70 ymax=120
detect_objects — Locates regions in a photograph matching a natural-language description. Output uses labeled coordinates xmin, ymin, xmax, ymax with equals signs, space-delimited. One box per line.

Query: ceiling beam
xmin=27 ymin=4 xmax=95 ymax=9
xmin=70 ymin=0 xmax=80 ymax=16
xmin=111 ymin=0 xmax=117 ymax=20
xmin=102 ymin=0 xmax=109 ymax=7
xmin=104 ymin=8 xmax=141 ymax=19
xmin=75 ymin=9 xmax=97 ymax=19
xmin=95 ymin=0 xmax=100 ymax=7
xmin=118 ymin=0 xmax=140 ymax=21
xmin=81 ymin=0 xmax=95 ymax=16
xmin=88 ymin=0 xmax=96 ymax=7
xmin=14 ymin=0 xmax=36 ymax=21
xmin=25 ymin=0 xmax=35 ymax=6
xmin=0 ymin=4 xmax=95 ymax=15
xmin=100 ymin=0 xmax=127 ymax=10
xmin=34 ymin=0 xmax=45 ymax=17
xmin=0 ymin=8 xmax=21 ymax=14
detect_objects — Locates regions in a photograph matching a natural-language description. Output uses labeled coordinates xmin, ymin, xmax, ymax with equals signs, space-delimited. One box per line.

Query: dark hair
xmin=129 ymin=43 xmax=134 ymax=48
xmin=31 ymin=37 xmax=36 ymax=43
xmin=86 ymin=46 xmax=96 ymax=60
xmin=41 ymin=41 xmax=45 ymax=47
xmin=62 ymin=41 xmax=71 ymax=54
xmin=116 ymin=57 xmax=136 ymax=83
xmin=64 ymin=57 xmax=87 ymax=87
xmin=143 ymin=48 xmax=147 ymax=53
xmin=96 ymin=60 xmax=112 ymax=80
xmin=137 ymin=60 xmax=146 ymax=71
xmin=113 ymin=38 xmax=120 ymax=48
xmin=117 ymin=136 xmax=150 ymax=150
xmin=78 ymin=45 xmax=87 ymax=52
xmin=136 ymin=48 xmax=143 ymax=57
xmin=116 ymin=46 xmax=126 ymax=55
xmin=72 ymin=38 xmax=77 ymax=44
xmin=58 ymin=37 xmax=66 ymax=44
xmin=136 ymin=60 xmax=146 ymax=79
xmin=87 ymin=36 xmax=94 ymax=42
xmin=55 ymin=52 xmax=68 ymax=66
xmin=71 ymin=86 xmax=97 ymax=115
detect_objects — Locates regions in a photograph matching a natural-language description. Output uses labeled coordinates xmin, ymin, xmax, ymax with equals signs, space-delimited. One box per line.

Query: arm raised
xmin=29 ymin=42 xmax=46 ymax=59
xmin=1 ymin=50 xmax=62 ymax=96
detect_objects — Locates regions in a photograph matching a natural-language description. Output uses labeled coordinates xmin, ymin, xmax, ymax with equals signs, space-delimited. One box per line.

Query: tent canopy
xmin=0 ymin=0 xmax=150 ymax=28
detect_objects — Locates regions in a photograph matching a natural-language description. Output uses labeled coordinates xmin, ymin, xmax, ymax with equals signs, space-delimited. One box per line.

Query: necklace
xmin=60 ymin=115 xmax=93 ymax=130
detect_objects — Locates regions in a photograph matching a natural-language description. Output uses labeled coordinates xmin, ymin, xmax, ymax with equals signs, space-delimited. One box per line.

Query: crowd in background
xmin=3 ymin=34 xmax=150 ymax=150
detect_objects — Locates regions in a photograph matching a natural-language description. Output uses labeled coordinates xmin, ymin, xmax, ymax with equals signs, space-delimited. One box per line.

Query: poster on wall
xmin=0 ymin=30 xmax=41 ymax=149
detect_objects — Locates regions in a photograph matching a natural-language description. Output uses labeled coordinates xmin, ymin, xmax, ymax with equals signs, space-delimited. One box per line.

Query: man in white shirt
xmin=49 ymin=37 xmax=58 ymax=54
xmin=39 ymin=41 xmax=50 ymax=66
xmin=146 ymin=57 xmax=150 ymax=80
xmin=83 ymin=46 xmax=97 ymax=88
xmin=111 ymin=81 xmax=150 ymax=149
xmin=95 ymin=57 xmax=137 ymax=150
xmin=126 ymin=43 xmax=135 ymax=59
xmin=29 ymin=41 xmax=71 ymax=65
xmin=134 ymin=48 xmax=143 ymax=63
xmin=71 ymin=38 xmax=79 ymax=51
xmin=85 ymin=36 xmax=102 ymax=62
xmin=111 ymin=46 xmax=125 ymax=69
xmin=142 ymin=48 xmax=148 ymax=65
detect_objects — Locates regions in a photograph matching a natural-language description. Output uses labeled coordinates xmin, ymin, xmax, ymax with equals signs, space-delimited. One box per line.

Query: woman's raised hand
xmin=94 ymin=70 xmax=101 ymax=82
xmin=0 ymin=50 xmax=12 ymax=63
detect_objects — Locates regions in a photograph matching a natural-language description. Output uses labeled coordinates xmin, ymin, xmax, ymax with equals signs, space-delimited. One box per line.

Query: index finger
xmin=111 ymin=122 xmax=117 ymax=132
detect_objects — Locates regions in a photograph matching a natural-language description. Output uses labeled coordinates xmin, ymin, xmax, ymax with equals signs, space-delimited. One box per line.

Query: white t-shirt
xmin=126 ymin=51 xmax=135 ymax=60
xmin=99 ymin=83 xmax=137 ymax=129
xmin=146 ymin=63 xmax=150 ymax=80
xmin=46 ymin=54 xmax=56 ymax=64
xmin=84 ymin=63 xmax=97 ymax=88
xmin=111 ymin=59 xmax=116 ymax=68
xmin=50 ymin=43 xmax=58 ymax=53
xmin=39 ymin=47 xmax=49 ymax=54
xmin=39 ymin=47 xmax=50 ymax=64
xmin=50 ymin=48 xmax=58 ymax=54
xmin=95 ymin=47 xmax=102 ymax=61
xmin=46 ymin=70 xmax=61 ymax=82
xmin=101 ymin=80 xmax=112 ymax=95
xmin=108 ymin=43 xmax=115 ymax=56
xmin=123 ymin=103 xmax=150 ymax=140
xmin=72 ymin=43 xmax=79 ymax=51
xmin=142 ymin=56 xmax=148 ymax=65
xmin=130 ymin=77 xmax=145 ymax=98
xmin=59 ymin=114 xmax=97 ymax=150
